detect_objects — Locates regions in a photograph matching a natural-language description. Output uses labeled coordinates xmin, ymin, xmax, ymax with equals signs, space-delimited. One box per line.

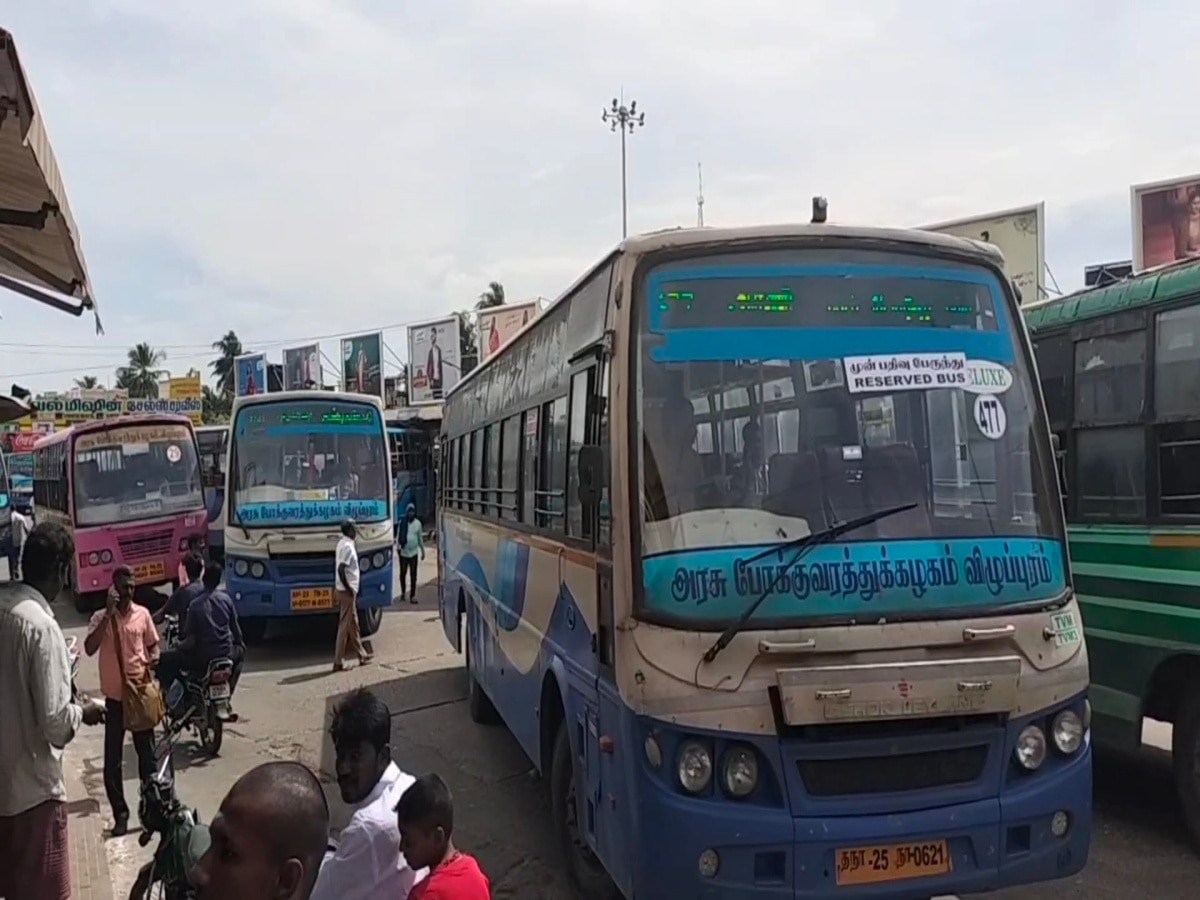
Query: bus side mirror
xmin=577 ymin=445 xmax=604 ymax=508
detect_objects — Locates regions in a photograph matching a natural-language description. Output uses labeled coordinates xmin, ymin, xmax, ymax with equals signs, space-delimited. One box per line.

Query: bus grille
xmin=796 ymin=745 xmax=988 ymax=797
xmin=118 ymin=529 xmax=174 ymax=562
xmin=274 ymin=553 xmax=333 ymax=581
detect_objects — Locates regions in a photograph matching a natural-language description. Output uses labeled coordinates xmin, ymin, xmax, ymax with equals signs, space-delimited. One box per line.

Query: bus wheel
xmin=241 ymin=619 xmax=268 ymax=644
xmin=465 ymin=635 xmax=498 ymax=725
xmin=550 ymin=724 xmax=620 ymax=900
xmin=1174 ymin=689 xmax=1200 ymax=850
xmin=358 ymin=607 xmax=383 ymax=638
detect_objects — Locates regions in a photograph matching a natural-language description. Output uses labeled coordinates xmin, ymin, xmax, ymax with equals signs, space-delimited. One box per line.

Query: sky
xmin=3 ymin=0 xmax=1199 ymax=395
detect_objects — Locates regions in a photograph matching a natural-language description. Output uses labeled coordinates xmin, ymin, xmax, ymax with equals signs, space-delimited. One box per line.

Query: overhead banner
xmin=478 ymin=300 xmax=540 ymax=363
xmin=167 ymin=373 xmax=203 ymax=424
xmin=235 ymin=353 xmax=267 ymax=397
xmin=407 ymin=316 xmax=462 ymax=405
xmin=283 ymin=344 xmax=322 ymax=391
xmin=341 ymin=332 xmax=383 ymax=399
xmin=1131 ymin=174 xmax=1200 ymax=271
xmin=924 ymin=203 xmax=1045 ymax=305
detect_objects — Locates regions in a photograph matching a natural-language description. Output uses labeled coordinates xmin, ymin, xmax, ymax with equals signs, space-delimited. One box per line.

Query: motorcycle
xmin=128 ymin=730 xmax=209 ymax=900
xmin=161 ymin=615 xmax=237 ymax=757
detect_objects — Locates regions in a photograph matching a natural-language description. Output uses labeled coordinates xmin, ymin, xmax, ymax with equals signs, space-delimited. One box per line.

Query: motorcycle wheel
xmin=200 ymin=707 xmax=223 ymax=757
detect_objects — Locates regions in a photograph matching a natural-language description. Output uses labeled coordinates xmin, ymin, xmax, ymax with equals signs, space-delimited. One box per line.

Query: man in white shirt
xmin=333 ymin=518 xmax=372 ymax=671
xmin=311 ymin=688 xmax=425 ymax=900
xmin=0 ymin=522 xmax=105 ymax=899
xmin=8 ymin=507 xmax=31 ymax=580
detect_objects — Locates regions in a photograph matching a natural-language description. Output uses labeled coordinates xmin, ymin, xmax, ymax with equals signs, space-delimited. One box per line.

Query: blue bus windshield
xmin=637 ymin=248 xmax=1064 ymax=625
xmin=230 ymin=399 xmax=389 ymax=527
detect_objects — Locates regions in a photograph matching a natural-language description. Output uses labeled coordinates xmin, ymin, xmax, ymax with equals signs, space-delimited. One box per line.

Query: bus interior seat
xmin=867 ymin=443 xmax=933 ymax=538
xmin=764 ymin=451 xmax=828 ymax=530
xmin=817 ymin=445 xmax=873 ymax=535
xmin=76 ymin=459 xmax=101 ymax=498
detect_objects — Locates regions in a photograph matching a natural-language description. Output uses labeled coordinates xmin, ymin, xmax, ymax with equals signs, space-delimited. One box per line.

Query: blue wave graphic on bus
xmin=450 ymin=539 xmax=531 ymax=633
xmin=234 ymin=499 xmax=389 ymax=525
xmin=642 ymin=536 xmax=1066 ymax=620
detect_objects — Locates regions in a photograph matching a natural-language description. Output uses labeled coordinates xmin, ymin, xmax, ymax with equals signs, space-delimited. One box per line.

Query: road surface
xmin=49 ymin=557 xmax=1200 ymax=899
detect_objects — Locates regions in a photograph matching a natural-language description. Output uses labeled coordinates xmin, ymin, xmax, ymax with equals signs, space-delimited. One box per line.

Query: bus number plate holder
xmin=132 ymin=561 xmax=165 ymax=582
xmin=291 ymin=588 xmax=334 ymax=610
xmin=835 ymin=839 xmax=951 ymax=885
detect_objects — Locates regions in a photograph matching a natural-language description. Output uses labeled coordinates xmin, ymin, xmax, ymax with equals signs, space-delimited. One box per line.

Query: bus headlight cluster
xmin=85 ymin=550 xmax=113 ymax=567
xmin=361 ymin=551 xmax=390 ymax=572
xmin=1051 ymin=710 xmax=1084 ymax=754
xmin=677 ymin=741 xmax=713 ymax=793
xmin=722 ymin=745 xmax=759 ymax=798
xmin=1014 ymin=725 xmax=1047 ymax=770
xmin=232 ymin=559 xmax=267 ymax=579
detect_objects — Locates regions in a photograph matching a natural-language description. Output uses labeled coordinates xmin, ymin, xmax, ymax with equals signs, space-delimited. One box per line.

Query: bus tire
xmin=241 ymin=619 xmax=268 ymax=644
xmin=550 ymin=723 xmax=620 ymax=900
xmin=465 ymin=635 xmax=498 ymax=725
xmin=358 ymin=607 xmax=383 ymax=638
xmin=1174 ymin=688 xmax=1200 ymax=850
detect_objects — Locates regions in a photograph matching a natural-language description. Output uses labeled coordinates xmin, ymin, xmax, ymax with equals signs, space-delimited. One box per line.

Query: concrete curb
xmin=65 ymin=744 xmax=114 ymax=900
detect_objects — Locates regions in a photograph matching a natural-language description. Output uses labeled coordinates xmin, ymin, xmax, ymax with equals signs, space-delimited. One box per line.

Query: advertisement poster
xmin=477 ymin=300 xmax=540 ymax=362
xmin=1131 ymin=174 xmax=1200 ymax=271
xmin=283 ymin=344 xmax=323 ymax=391
xmin=235 ymin=353 xmax=267 ymax=398
xmin=341 ymin=332 xmax=383 ymax=398
xmin=924 ymin=203 xmax=1045 ymax=305
xmin=407 ymin=316 xmax=462 ymax=405
xmin=167 ymin=373 xmax=203 ymax=424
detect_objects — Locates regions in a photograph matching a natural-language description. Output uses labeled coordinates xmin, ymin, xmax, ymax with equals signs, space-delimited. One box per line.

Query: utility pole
xmin=697 ymin=162 xmax=705 ymax=227
xmin=602 ymin=96 xmax=645 ymax=239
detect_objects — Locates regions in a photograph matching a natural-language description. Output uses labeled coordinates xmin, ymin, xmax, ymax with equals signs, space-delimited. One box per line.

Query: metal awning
xmin=0 ymin=392 xmax=30 ymax=424
xmin=0 ymin=28 xmax=100 ymax=331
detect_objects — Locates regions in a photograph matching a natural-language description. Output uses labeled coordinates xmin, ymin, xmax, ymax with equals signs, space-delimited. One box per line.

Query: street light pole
xmin=602 ymin=97 xmax=645 ymax=239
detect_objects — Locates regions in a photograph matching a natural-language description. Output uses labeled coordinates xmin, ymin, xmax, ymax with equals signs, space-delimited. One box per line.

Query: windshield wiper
xmin=701 ymin=502 xmax=918 ymax=665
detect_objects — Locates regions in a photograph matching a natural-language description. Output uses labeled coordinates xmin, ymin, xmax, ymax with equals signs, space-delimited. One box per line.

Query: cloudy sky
xmin=3 ymin=0 xmax=1198 ymax=394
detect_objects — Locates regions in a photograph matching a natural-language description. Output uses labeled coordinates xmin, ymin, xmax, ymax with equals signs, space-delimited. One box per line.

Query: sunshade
xmin=0 ymin=28 xmax=100 ymax=331
xmin=0 ymin=393 xmax=31 ymax=425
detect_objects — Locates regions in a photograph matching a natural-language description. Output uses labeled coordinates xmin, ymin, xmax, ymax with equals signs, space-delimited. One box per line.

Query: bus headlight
xmin=233 ymin=559 xmax=249 ymax=577
xmin=372 ymin=551 xmax=387 ymax=569
xmin=250 ymin=561 xmax=266 ymax=579
xmin=677 ymin=741 xmax=713 ymax=794
xmin=1015 ymin=724 xmax=1047 ymax=770
xmin=361 ymin=555 xmax=372 ymax=572
xmin=722 ymin=745 xmax=759 ymax=798
xmin=88 ymin=552 xmax=100 ymax=566
xmin=100 ymin=550 xmax=113 ymax=564
xmin=178 ymin=537 xmax=190 ymax=552
xmin=1052 ymin=710 xmax=1084 ymax=754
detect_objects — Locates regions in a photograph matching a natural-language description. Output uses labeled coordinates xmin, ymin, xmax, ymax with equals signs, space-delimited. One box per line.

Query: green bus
xmin=1024 ymin=258 xmax=1200 ymax=846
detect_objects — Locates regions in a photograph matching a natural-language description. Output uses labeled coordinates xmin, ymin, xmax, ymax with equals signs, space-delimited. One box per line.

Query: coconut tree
xmin=115 ymin=343 xmax=166 ymax=398
xmin=476 ymin=281 xmax=505 ymax=310
xmin=210 ymin=330 xmax=243 ymax=399
xmin=74 ymin=375 xmax=100 ymax=389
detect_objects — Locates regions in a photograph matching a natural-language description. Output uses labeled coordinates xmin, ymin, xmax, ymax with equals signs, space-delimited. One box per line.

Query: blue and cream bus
xmin=196 ymin=424 xmax=228 ymax=562
xmin=438 ymin=224 xmax=1091 ymax=898
xmin=224 ymin=391 xmax=393 ymax=641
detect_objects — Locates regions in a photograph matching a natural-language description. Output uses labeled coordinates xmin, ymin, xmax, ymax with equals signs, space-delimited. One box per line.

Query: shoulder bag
xmin=110 ymin=610 xmax=165 ymax=733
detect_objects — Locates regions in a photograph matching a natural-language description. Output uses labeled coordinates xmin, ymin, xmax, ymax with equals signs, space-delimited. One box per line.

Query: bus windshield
xmin=73 ymin=421 xmax=204 ymax=526
xmin=197 ymin=428 xmax=228 ymax=489
xmin=637 ymin=247 xmax=1065 ymax=625
xmin=230 ymin=399 xmax=389 ymax=527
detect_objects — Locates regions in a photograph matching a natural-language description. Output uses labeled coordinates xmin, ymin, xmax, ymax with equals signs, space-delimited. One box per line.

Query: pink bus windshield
xmin=73 ymin=421 xmax=204 ymax=527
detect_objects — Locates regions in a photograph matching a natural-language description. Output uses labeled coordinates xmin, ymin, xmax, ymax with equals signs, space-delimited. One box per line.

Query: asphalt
xmin=46 ymin=557 xmax=1200 ymax=899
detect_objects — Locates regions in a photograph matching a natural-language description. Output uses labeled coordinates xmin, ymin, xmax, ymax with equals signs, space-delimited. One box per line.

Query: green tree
xmin=74 ymin=375 xmax=100 ymax=389
xmin=210 ymin=330 xmax=243 ymax=398
xmin=202 ymin=385 xmax=231 ymax=424
xmin=476 ymin=281 xmax=505 ymax=310
xmin=115 ymin=343 xmax=166 ymax=398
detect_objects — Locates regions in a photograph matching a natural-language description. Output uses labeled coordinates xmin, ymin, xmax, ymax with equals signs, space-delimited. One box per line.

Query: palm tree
xmin=74 ymin=375 xmax=100 ymax=389
xmin=476 ymin=281 xmax=505 ymax=310
xmin=202 ymin=385 xmax=231 ymax=424
xmin=211 ymin=331 xmax=243 ymax=398
xmin=115 ymin=343 xmax=166 ymax=399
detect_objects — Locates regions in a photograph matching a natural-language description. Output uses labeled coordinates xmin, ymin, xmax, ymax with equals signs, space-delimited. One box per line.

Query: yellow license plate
xmin=290 ymin=588 xmax=334 ymax=610
xmin=834 ymin=840 xmax=951 ymax=886
xmin=132 ymin=561 xmax=165 ymax=582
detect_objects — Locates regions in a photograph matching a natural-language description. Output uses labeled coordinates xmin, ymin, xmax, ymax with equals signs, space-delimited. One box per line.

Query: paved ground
xmin=47 ymin=556 xmax=1200 ymax=899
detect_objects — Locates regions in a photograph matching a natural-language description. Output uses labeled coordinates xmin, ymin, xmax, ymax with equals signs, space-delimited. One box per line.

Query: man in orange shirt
xmin=83 ymin=566 xmax=160 ymax=835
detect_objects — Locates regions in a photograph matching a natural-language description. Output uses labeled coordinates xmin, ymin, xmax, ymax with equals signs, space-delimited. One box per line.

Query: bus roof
xmin=1024 ymin=255 xmax=1200 ymax=333
xmin=447 ymin=222 xmax=1008 ymax=400
xmin=33 ymin=413 xmax=196 ymax=450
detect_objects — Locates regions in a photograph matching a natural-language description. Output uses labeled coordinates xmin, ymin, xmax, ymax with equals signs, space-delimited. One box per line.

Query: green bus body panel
xmin=1024 ymin=255 xmax=1200 ymax=332
xmin=1068 ymin=524 xmax=1200 ymax=750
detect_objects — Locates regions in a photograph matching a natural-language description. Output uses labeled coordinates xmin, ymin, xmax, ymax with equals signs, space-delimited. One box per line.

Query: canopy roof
xmin=0 ymin=27 xmax=100 ymax=330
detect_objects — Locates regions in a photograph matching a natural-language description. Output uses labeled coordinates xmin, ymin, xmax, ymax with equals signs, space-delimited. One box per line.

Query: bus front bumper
xmin=630 ymin=744 xmax=1091 ymax=898
xmin=228 ymin=561 xmax=393 ymax=619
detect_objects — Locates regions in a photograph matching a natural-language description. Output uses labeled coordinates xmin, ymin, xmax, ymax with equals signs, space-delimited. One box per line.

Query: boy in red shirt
xmin=395 ymin=773 xmax=490 ymax=899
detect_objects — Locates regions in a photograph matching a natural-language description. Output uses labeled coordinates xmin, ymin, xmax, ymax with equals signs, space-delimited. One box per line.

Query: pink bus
xmin=32 ymin=415 xmax=207 ymax=612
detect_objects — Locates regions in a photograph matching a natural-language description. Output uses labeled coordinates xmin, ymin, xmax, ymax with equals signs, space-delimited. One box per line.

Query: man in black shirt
xmin=157 ymin=561 xmax=245 ymax=697
xmin=154 ymin=554 xmax=205 ymax=627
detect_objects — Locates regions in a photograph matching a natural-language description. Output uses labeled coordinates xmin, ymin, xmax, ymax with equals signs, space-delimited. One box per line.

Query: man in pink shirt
xmin=84 ymin=566 xmax=160 ymax=835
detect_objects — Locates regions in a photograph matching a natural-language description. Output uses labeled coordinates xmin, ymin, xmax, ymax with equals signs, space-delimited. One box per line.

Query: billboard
xmin=283 ymin=344 xmax=322 ymax=391
xmin=407 ymin=316 xmax=462 ymax=405
xmin=235 ymin=353 xmax=267 ymax=397
xmin=167 ymin=373 xmax=203 ymax=425
xmin=477 ymin=300 xmax=540 ymax=363
xmin=1131 ymin=174 xmax=1200 ymax=271
xmin=924 ymin=203 xmax=1045 ymax=305
xmin=341 ymin=332 xmax=383 ymax=399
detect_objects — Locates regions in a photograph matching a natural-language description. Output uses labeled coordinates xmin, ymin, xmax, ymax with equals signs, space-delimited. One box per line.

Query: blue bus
xmin=224 ymin=391 xmax=394 ymax=641
xmin=387 ymin=424 xmax=436 ymax=533
xmin=7 ymin=450 xmax=32 ymax=515
xmin=196 ymin=425 xmax=228 ymax=563
xmin=438 ymin=224 xmax=1091 ymax=898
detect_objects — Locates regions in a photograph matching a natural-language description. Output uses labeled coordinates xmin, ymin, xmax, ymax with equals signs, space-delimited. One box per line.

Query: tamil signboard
xmin=477 ymin=300 xmax=540 ymax=363
xmin=923 ymin=203 xmax=1046 ymax=305
xmin=167 ymin=373 xmax=203 ymax=424
xmin=407 ymin=316 xmax=462 ymax=405
xmin=1131 ymin=174 xmax=1200 ymax=272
